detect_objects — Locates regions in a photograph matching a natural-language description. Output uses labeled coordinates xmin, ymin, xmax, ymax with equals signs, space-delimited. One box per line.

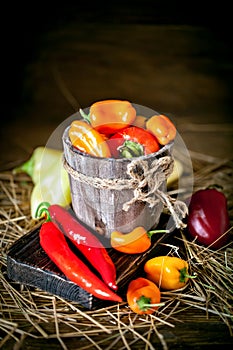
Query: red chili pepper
xmin=108 ymin=126 xmax=160 ymax=158
xmin=39 ymin=220 xmax=122 ymax=302
xmin=37 ymin=202 xmax=118 ymax=291
xmin=187 ymin=188 xmax=231 ymax=249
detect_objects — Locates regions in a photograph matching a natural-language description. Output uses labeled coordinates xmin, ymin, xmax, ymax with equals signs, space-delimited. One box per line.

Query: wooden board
xmin=6 ymin=220 xmax=171 ymax=309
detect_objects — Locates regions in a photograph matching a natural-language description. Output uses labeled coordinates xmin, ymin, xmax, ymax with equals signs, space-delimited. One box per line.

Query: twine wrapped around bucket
xmin=63 ymin=154 xmax=188 ymax=229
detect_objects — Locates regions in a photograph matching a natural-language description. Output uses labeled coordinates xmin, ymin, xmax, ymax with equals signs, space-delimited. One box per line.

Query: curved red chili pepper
xmin=37 ymin=202 xmax=118 ymax=291
xmin=108 ymin=126 xmax=160 ymax=158
xmin=39 ymin=220 xmax=122 ymax=302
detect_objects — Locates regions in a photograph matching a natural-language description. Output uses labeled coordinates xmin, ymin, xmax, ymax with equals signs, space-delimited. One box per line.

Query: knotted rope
xmin=63 ymin=155 xmax=188 ymax=228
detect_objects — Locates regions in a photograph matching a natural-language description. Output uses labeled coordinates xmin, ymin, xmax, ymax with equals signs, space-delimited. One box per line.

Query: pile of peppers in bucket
xmin=69 ymin=99 xmax=177 ymax=158
xmin=13 ymin=99 xmax=232 ymax=313
xmin=13 ymin=100 xmax=178 ymax=218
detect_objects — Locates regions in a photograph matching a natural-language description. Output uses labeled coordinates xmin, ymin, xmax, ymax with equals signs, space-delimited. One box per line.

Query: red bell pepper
xmin=187 ymin=188 xmax=231 ymax=249
xmin=39 ymin=220 xmax=122 ymax=302
xmin=37 ymin=202 xmax=118 ymax=291
xmin=108 ymin=126 xmax=160 ymax=158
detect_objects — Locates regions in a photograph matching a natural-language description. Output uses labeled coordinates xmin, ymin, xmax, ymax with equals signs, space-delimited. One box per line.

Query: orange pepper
xmin=126 ymin=277 xmax=162 ymax=315
xmin=146 ymin=114 xmax=176 ymax=145
xmin=69 ymin=120 xmax=111 ymax=158
xmin=88 ymin=99 xmax=137 ymax=135
xmin=110 ymin=226 xmax=169 ymax=254
xmin=144 ymin=256 xmax=195 ymax=290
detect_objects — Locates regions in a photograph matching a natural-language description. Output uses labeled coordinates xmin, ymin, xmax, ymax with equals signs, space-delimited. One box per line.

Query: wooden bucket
xmin=62 ymin=126 xmax=174 ymax=239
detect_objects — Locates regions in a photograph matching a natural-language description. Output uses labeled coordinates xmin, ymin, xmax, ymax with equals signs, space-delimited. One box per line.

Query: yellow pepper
xmin=167 ymin=158 xmax=183 ymax=187
xmin=69 ymin=120 xmax=111 ymax=158
xmin=144 ymin=256 xmax=195 ymax=290
xmin=13 ymin=147 xmax=71 ymax=218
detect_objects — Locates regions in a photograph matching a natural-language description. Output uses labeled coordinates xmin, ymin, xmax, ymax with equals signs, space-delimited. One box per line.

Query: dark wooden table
xmin=0 ymin=3 xmax=232 ymax=349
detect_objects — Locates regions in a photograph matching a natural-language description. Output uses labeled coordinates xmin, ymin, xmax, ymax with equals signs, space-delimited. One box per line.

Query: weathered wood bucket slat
xmin=62 ymin=126 xmax=174 ymax=239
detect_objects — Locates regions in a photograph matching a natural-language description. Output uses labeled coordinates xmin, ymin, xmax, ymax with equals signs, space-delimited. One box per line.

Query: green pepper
xmin=13 ymin=147 xmax=71 ymax=218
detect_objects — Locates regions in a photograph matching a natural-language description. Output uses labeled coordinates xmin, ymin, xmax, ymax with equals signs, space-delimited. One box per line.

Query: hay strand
xmin=0 ymin=151 xmax=232 ymax=349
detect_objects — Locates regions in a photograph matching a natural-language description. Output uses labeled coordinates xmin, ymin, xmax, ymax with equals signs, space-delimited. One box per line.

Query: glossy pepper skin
xmin=146 ymin=114 xmax=176 ymax=145
xmin=144 ymin=256 xmax=193 ymax=290
xmin=132 ymin=115 xmax=147 ymax=129
xmin=126 ymin=277 xmax=162 ymax=315
xmin=108 ymin=126 xmax=160 ymax=158
xmin=39 ymin=220 xmax=122 ymax=302
xmin=85 ymin=99 xmax=137 ymax=135
xmin=69 ymin=120 xmax=111 ymax=158
xmin=187 ymin=188 xmax=231 ymax=250
xmin=111 ymin=226 xmax=169 ymax=254
xmin=13 ymin=147 xmax=71 ymax=218
xmin=37 ymin=202 xmax=118 ymax=291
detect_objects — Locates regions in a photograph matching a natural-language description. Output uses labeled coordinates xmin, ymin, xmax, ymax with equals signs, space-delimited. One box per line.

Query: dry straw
xmin=0 ymin=151 xmax=232 ymax=349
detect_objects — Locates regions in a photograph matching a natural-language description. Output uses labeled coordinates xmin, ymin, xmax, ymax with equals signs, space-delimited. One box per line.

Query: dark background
xmin=1 ymin=1 xmax=232 ymax=121
xmin=1 ymin=1 xmax=232 ymax=168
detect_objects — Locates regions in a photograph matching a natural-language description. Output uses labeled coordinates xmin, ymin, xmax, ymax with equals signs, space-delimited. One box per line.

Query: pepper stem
xmin=35 ymin=202 xmax=51 ymax=222
xmin=147 ymin=229 xmax=170 ymax=239
xmin=120 ymin=140 xmax=144 ymax=158
xmin=79 ymin=108 xmax=91 ymax=123
xmin=136 ymin=295 xmax=152 ymax=311
xmin=12 ymin=156 xmax=34 ymax=178
xmin=179 ymin=267 xmax=196 ymax=283
xmin=137 ymin=295 xmax=164 ymax=311
xmin=143 ymin=302 xmax=165 ymax=307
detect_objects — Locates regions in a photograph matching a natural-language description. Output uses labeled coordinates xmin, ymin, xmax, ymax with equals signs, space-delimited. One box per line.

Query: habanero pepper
xmin=108 ymin=126 xmax=160 ymax=158
xmin=80 ymin=99 xmax=137 ymax=135
xmin=36 ymin=202 xmax=118 ymax=291
xmin=144 ymin=256 xmax=195 ymax=290
xmin=69 ymin=119 xmax=111 ymax=158
xmin=126 ymin=277 xmax=163 ymax=315
xmin=39 ymin=219 xmax=122 ymax=302
xmin=146 ymin=114 xmax=176 ymax=145
xmin=110 ymin=226 xmax=169 ymax=254
xmin=187 ymin=188 xmax=231 ymax=250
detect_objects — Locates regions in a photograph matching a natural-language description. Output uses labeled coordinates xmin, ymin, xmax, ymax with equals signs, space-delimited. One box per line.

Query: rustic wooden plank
xmin=6 ymin=220 xmax=171 ymax=309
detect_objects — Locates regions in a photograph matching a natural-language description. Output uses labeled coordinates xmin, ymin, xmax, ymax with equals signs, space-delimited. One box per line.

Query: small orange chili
xmin=69 ymin=120 xmax=111 ymax=158
xmin=146 ymin=114 xmax=176 ymax=145
xmin=82 ymin=99 xmax=137 ymax=135
xmin=127 ymin=277 xmax=162 ymax=315
xmin=110 ymin=226 xmax=169 ymax=254
xmin=144 ymin=256 xmax=195 ymax=290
